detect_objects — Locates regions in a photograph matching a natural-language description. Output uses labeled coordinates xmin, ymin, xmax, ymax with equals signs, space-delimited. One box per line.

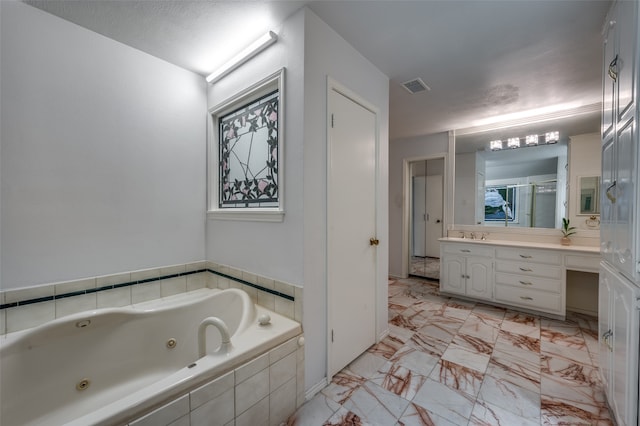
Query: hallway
xmin=288 ymin=276 xmax=611 ymax=425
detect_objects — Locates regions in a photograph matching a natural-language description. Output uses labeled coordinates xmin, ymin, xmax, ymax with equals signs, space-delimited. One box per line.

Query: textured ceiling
xmin=25 ymin=0 xmax=611 ymax=144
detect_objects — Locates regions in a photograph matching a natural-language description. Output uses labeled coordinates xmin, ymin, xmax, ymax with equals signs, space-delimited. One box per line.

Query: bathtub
xmin=0 ymin=288 xmax=302 ymax=426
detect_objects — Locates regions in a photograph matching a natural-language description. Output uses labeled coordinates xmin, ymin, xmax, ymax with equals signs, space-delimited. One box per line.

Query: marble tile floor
xmin=287 ymin=276 xmax=612 ymax=426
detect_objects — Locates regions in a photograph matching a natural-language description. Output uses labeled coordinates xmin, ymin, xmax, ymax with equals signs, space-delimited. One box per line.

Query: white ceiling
xmin=25 ymin=0 xmax=611 ymax=143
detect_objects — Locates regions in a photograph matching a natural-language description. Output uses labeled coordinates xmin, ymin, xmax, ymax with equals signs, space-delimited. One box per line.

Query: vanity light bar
xmin=545 ymin=131 xmax=559 ymax=144
xmin=488 ymin=131 xmax=559 ymax=151
xmin=490 ymin=140 xmax=503 ymax=150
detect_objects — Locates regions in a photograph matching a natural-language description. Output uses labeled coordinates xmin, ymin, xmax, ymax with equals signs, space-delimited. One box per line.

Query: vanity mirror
xmin=453 ymin=110 xmax=601 ymax=229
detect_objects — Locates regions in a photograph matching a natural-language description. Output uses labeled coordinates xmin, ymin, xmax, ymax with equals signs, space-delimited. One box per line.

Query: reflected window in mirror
xmin=485 ymin=185 xmax=517 ymax=223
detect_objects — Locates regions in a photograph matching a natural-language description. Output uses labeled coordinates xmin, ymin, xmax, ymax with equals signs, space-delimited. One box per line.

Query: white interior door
xmin=328 ymin=88 xmax=377 ymax=378
xmin=425 ymin=174 xmax=443 ymax=257
xmin=412 ymin=176 xmax=426 ymax=257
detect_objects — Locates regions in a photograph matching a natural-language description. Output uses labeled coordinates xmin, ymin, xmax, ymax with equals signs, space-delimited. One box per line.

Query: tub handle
xmin=198 ymin=316 xmax=232 ymax=357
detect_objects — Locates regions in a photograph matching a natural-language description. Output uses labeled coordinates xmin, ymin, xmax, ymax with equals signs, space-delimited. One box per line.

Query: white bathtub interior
xmin=0 ymin=287 xmax=303 ymax=426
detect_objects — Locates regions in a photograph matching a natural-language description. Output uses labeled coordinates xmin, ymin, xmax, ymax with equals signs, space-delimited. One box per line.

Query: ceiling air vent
xmin=401 ymin=78 xmax=431 ymax=94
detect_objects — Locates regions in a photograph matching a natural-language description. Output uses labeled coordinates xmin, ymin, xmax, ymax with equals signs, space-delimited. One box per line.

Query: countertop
xmin=439 ymin=237 xmax=600 ymax=254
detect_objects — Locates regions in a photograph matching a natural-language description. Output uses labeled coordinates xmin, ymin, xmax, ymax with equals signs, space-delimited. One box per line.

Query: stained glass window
xmin=218 ymin=90 xmax=279 ymax=209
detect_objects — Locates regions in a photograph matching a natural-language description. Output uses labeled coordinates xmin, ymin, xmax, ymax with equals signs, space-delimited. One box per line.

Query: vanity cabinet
xmin=494 ymin=248 xmax=563 ymax=316
xmin=440 ymin=239 xmax=599 ymax=318
xmin=441 ymin=244 xmax=493 ymax=300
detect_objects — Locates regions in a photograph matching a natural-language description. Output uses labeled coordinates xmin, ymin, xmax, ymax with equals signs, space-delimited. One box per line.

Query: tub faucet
xmin=198 ymin=316 xmax=232 ymax=357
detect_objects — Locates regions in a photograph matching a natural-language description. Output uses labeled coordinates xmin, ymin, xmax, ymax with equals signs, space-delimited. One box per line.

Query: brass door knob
xmin=369 ymin=238 xmax=379 ymax=246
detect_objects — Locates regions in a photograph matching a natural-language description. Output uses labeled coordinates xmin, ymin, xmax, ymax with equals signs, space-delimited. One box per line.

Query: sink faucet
xmin=470 ymin=232 xmax=476 ymax=240
xmin=460 ymin=232 xmax=466 ymax=239
xmin=481 ymin=233 xmax=487 ymax=241
xmin=198 ymin=316 xmax=232 ymax=357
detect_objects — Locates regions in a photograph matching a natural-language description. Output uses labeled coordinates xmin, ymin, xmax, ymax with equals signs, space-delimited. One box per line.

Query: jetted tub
xmin=0 ymin=288 xmax=302 ymax=426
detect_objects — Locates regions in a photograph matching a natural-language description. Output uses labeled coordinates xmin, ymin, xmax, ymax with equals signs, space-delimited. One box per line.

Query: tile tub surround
xmin=127 ymin=335 xmax=305 ymax=426
xmin=287 ymin=276 xmax=612 ymax=426
xmin=0 ymin=261 xmax=302 ymax=335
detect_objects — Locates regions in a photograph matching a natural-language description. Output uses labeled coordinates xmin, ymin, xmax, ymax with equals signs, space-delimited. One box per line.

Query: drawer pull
xmin=519 ymin=267 xmax=532 ymax=272
xmin=519 ymin=280 xmax=533 ymax=286
xmin=519 ymin=255 xmax=532 ymax=259
xmin=520 ymin=296 xmax=533 ymax=301
xmin=460 ymin=249 xmax=471 ymax=253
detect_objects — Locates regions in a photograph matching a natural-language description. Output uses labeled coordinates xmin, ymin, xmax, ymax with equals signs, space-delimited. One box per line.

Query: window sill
xmin=207 ymin=209 xmax=285 ymax=222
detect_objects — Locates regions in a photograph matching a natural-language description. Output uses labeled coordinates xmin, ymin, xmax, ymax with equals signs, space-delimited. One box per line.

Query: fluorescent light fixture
xmin=507 ymin=137 xmax=520 ymax=149
xmin=545 ymin=131 xmax=559 ymax=144
xmin=490 ymin=140 xmax=503 ymax=150
xmin=525 ymin=134 xmax=539 ymax=146
xmin=206 ymin=31 xmax=278 ymax=84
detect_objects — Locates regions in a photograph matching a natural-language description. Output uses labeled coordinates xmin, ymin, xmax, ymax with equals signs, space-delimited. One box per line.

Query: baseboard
xmin=305 ymin=377 xmax=329 ymax=401
xmin=566 ymin=306 xmax=599 ymax=318
xmin=378 ymin=327 xmax=390 ymax=343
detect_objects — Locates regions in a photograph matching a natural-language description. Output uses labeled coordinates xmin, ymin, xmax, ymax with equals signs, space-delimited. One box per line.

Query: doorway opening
xmin=409 ymin=158 xmax=445 ymax=280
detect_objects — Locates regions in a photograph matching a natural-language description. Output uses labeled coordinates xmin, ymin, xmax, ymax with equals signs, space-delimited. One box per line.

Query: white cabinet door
xmin=441 ymin=255 xmax=465 ymax=295
xmin=611 ymin=273 xmax=639 ymax=426
xmin=616 ymin=0 xmax=637 ymax=123
xmin=601 ymin=137 xmax=615 ymax=264
xmin=613 ymin=118 xmax=637 ymax=280
xmin=599 ymin=262 xmax=640 ymax=426
xmin=602 ymin=8 xmax=616 ymax=139
xmin=441 ymin=253 xmax=493 ymax=300
xmin=598 ymin=264 xmax=613 ymax=398
xmin=466 ymin=257 xmax=493 ymax=300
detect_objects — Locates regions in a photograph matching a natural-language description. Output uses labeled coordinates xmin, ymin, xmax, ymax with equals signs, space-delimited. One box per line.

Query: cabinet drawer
xmin=442 ymin=244 xmax=493 ymax=258
xmin=495 ymin=261 xmax=562 ymax=279
xmin=565 ymin=254 xmax=600 ymax=273
xmin=495 ymin=284 xmax=562 ymax=314
xmin=495 ymin=272 xmax=562 ymax=293
xmin=495 ymin=248 xmax=561 ymax=265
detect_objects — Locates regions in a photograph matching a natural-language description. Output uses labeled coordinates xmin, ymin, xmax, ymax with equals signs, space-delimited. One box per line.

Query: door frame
xmin=326 ymin=77 xmax=382 ymax=379
xmin=402 ymin=154 xmax=450 ymax=278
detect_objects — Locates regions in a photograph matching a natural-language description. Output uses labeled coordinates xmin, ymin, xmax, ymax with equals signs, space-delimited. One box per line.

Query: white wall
xmin=389 ymin=133 xmax=449 ymax=277
xmin=0 ymin=2 xmax=207 ymax=289
xmin=454 ymin=153 xmax=476 ymax=225
xmin=303 ymin=9 xmax=389 ymax=392
xmin=205 ymin=10 xmax=305 ymax=286
xmin=204 ymin=7 xmax=389 ymax=394
xmin=568 ymin=132 xmax=601 ymax=229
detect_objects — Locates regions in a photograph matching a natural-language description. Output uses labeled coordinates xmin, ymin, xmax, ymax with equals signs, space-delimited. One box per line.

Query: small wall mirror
xmin=579 ymin=175 xmax=600 ymax=215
